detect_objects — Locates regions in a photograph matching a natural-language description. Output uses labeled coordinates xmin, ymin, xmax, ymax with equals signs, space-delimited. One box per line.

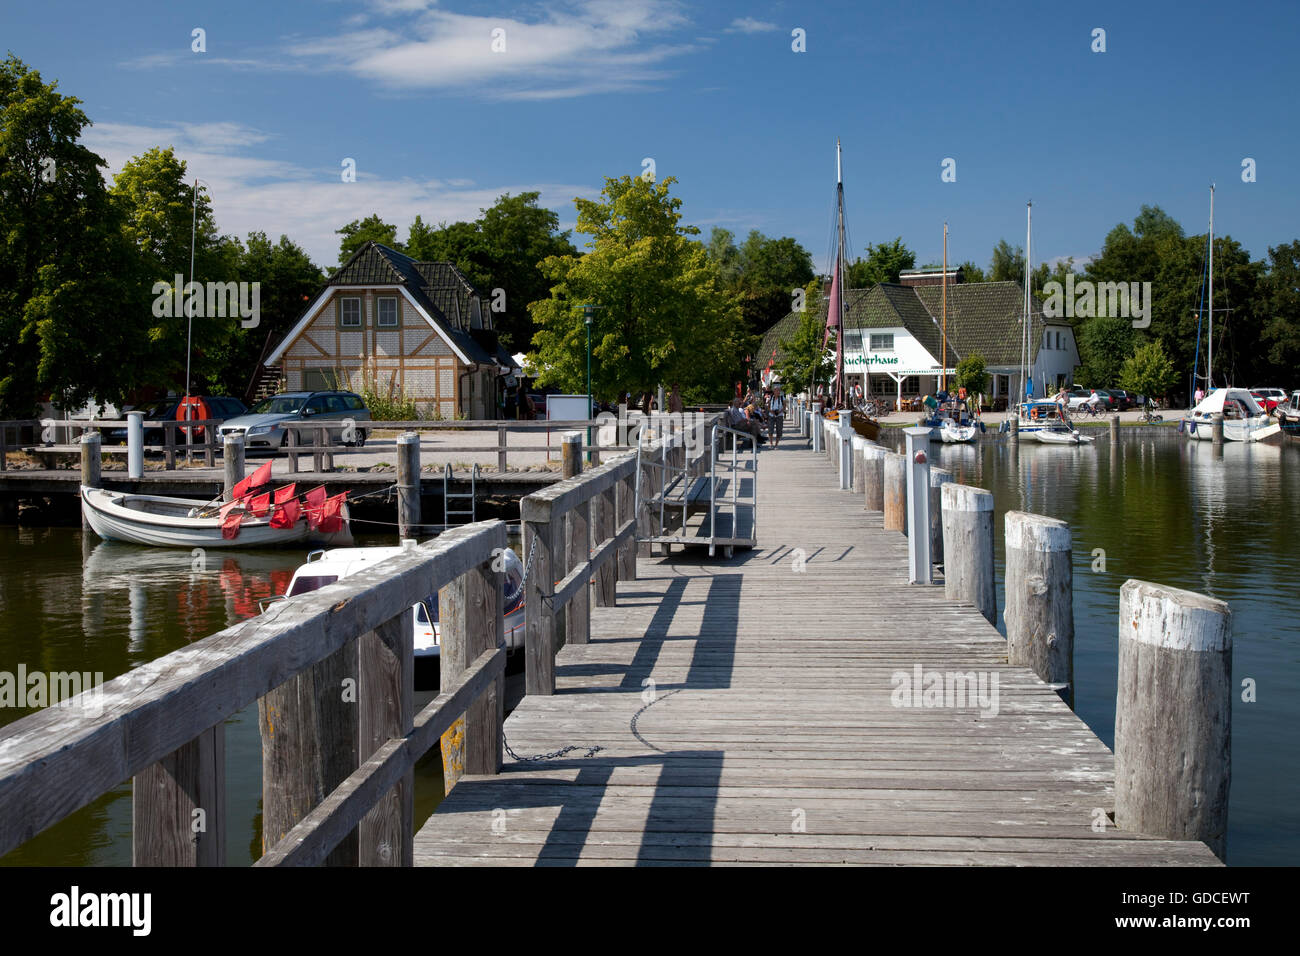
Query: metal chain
xmin=518 ymin=535 xmax=539 ymax=587
xmin=502 ymin=728 xmax=603 ymax=762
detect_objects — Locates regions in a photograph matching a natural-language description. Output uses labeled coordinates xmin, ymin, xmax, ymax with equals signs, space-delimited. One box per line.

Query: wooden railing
xmin=520 ymin=415 xmax=719 ymax=695
xmin=0 ymin=418 xmax=222 ymax=470
xmin=0 ymin=521 xmax=507 ymax=866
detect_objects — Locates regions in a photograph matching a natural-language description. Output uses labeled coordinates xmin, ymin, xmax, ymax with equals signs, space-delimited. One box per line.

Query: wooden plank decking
xmin=413 ymin=440 xmax=1221 ymax=866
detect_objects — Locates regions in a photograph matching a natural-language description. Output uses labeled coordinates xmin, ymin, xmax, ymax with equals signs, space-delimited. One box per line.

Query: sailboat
xmin=1003 ymin=202 xmax=1093 ymax=445
xmin=822 ymin=140 xmax=882 ymax=441
xmin=931 ymin=223 xmax=980 ymax=443
xmin=1181 ymin=186 xmax=1280 ymax=443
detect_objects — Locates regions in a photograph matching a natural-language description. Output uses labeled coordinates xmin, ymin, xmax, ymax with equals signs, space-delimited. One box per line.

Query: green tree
xmin=776 ymin=280 xmax=831 ymax=396
xmin=954 ymin=353 xmax=989 ymax=395
xmin=955 ymin=261 xmax=986 ymax=282
xmin=847 ymin=237 xmax=915 ymax=287
xmin=529 ymin=175 xmax=743 ymax=403
xmin=1119 ymin=340 xmax=1179 ymax=401
xmin=404 ymin=193 xmax=575 ymax=349
xmin=705 ymin=227 xmax=742 ymax=287
xmin=337 ymin=214 xmax=399 ymax=263
xmin=989 ymin=239 xmax=1025 ymax=282
xmin=0 ymin=55 xmax=148 ymax=414
xmin=1074 ymin=316 xmax=1136 ymax=387
xmin=1259 ymin=240 xmax=1300 ymax=376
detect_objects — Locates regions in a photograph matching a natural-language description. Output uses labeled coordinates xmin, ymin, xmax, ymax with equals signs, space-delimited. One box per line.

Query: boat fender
xmin=979 ymin=421 xmax=986 ymax=433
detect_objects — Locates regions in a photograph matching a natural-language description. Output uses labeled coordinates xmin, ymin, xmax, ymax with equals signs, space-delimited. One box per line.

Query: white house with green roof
xmin=759 ymin=273 xmax=1079 ymax=410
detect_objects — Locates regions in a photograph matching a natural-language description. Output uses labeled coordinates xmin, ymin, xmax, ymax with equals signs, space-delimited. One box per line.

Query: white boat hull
xmin=81 ymin=486 xmax=352 ymax=549
xmin=940 ymin=424 xmax=978 ymax=443
xmin=1182 ymin=417 xmax=1280 ymax=442
xmin=1026 ymin=427 xmax=1095 ymax=445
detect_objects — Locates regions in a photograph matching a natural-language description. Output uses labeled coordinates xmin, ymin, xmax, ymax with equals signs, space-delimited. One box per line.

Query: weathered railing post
xmin=312 ymin=424 xmax=325 ymax=473
xmin=1115 ymin=580 xmax=1232 ymax=860
xmin=397 ymin=432 xmax=420 ymax=538
xmin=357 ymin=604 xmax=414 ymax=865
xmin=940 ymin=483 xmax=996 ymax=624
xmin=127 ymin=410 xmax=144 ymax=480
xmin=928 ymin=466 xmax=953 ymax=566
xmin=1004 ymin=512 xmax=1074 ymax=706
xmin=163 ymin=421 xmax=177 ymax=470
xmin=616 ymin=464 xmax=637 ymax=582
xmin=593 ymin=457 xmax=617 ymax=607
xmin=203 ymin=421 xmax=216 ymax=467
xmin=522 ymin=498 xmax=559 ymax=696
xmin=133 ymin=723 xmax=226 ymax=865
xmin=498 ymin=424 xmax=508 ymax=472
xmin=862 ymin=444 xmax=885 ymax=512
xmin=286 ymin=426 xmax=299 ymax=474
xmin=223 ymin=434 xmax=245 ymax=501
xmin=258 ymin=644 xmax=359 ymax=865
xmin=883 ymin=451 xmax=907 ymax=533
xmin=903 ymin=427 xmax=932 ymax=583
xmin=561 ymin=433 xmax=590 ymax=645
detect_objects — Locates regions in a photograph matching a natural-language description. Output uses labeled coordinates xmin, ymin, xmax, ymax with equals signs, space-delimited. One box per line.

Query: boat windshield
xmin=250 ymin=396 xmax=306 ymax=415
xmin=287 ymin=574 xmax=338 ymax=597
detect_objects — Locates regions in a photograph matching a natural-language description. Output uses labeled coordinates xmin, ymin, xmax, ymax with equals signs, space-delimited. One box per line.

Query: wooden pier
xmin=413 ymin=432 xmax=1221 ymax=866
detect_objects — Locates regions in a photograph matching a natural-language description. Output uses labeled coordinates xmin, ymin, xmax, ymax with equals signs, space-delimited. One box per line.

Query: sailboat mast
xmin=1208 ymin=184 xmax=1215 ymax=390
xmin=836 ymin=140 xmax=846 ymax=406
xmin=1022 ymin=201 xmax=1032 ymax=403
xmin=941 ymin=222 xmax=948 ymax=394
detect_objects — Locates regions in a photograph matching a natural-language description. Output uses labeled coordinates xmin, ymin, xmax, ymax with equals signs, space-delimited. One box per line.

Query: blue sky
xmin=5 ymin=0 xmax=1299 ymax=274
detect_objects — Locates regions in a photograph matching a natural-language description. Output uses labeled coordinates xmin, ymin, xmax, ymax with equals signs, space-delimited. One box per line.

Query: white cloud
xmin=82 ymin=121 xmax=594 ymax=268
xmin=725 ymin=17 xmax=778 ymax=34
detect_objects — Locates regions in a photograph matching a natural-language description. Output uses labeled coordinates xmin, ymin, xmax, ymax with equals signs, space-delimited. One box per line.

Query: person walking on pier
xmin=767 ymin=386 xmax=785 ymax=448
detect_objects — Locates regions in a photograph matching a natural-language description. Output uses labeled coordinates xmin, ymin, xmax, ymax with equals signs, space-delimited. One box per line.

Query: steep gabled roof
xmin=287 ymin=241 xmax=495 ymax=366
xmin=912 ymin=280 xmax=1068 ymax=368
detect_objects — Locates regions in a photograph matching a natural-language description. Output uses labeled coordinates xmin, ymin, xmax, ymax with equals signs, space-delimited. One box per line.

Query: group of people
xmin=726 ymin=385 xmax=786 ymax=449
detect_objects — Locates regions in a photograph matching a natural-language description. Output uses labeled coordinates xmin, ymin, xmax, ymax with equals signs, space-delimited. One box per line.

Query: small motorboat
xmin=80 ymin=485 xmax=352 ymax=549
xmin=1002 ymin=401 xmax=1095 ymax=445
xmin=1276 ymin=390 xmax=1300 ymax=440
xmin=940 ymin=421 xmax=979 ymax=443
xmin=1180 ymin=388 xmax=1282 ymax=443
xmin=281 ymin=544 xmax=526 ymax=687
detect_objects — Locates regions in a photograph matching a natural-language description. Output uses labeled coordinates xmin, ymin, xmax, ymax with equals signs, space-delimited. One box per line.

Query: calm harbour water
xmin=1 ymin=433 xmax=1296 ymax=864
xmin=925 ymin=429 xmax=1299 ymax=865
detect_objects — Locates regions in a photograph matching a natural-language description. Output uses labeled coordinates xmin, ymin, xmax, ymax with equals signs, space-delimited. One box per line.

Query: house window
xmin=339 ymin=297 xmax=361 ymax=328
xmin=303 ymin=368 xmax=340 ymax=391
xmin=902 ymin=376 xmax=919 ymax=394
xmin=869 ymin=333 xmax=894 ymax=351
xmin=377 ymin=297 xmax=398 ymax=327
xmin=843 ymin=330 xmax=863 ymax=351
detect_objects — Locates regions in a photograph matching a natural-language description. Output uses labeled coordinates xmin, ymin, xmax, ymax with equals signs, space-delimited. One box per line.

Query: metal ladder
xmin=443 ymin=462 xmax=478 ymax=526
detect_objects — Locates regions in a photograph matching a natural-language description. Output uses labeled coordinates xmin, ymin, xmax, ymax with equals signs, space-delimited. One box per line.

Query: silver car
xmin=217 ymin=391 xmax=371 ymax=449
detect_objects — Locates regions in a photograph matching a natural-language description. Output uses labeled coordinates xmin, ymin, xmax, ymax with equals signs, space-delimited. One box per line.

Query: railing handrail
xmin=0 ymin=520 xmax=507 ymax=864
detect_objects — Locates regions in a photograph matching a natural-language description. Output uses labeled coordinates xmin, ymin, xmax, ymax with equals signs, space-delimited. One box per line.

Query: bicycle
xmin=1140 ymin=399 xmax=1163 ymax=423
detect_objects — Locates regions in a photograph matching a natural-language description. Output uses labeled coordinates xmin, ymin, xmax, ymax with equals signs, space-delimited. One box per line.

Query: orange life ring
xmin=177 ymin=396 xmax=211 ymax=438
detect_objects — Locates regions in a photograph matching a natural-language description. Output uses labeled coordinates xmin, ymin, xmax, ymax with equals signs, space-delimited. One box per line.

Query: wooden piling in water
xmin=562 ymin=430 xmax=582 ymax=479
xmin=940 ymin=483 xmax=996 ymax=624
xmin=883 ymin=452 xmax=907 ymax=533
xmin=928 ymin=466 xmax=953 ymax=565
xmin=397 ymin=432 xmax=420 ymax=538
xmin=1212 ymin=413 xmax=1224 ymax=448
xmin=223 ymin=434 xmax=245 ymax=501
xmin=1115 ymin=579 xmax=1232 ymax=860
xmin=1110 ymin=416 xmax=1119 ymax=443
xmin=1004 ymin=511 xmax=1074 ymax=706
xmin=1009 ymin=415 xmax=1019 ymax=444
xmin=80 ymin=432 xmax=100 ymax=532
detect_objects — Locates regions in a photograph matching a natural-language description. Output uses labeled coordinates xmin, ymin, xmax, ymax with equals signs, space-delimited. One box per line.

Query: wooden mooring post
xmin=940 ymin=483 xmax=996 ymax=624
xmin=223 ymin=434 xmax=245 ymax=501
xmin=883 ymin=452 xmax=907 ymax=533
xmin=1004 ymin=511 xmax=1074 ymax=706
xmin=81 ymin=432 xmax=100 ymax=532
xmin=928 ymin=466 xmax=953 ymax=566
xmin=1115 ymin=580 xmax=1232 ymax=860
xmin=1110 ymin=415 xmax=1120 ymax=443
xmin=397 ymin=432 xmax=420 ymax=538
xmin=862 ymin=444 xmax=885 ymax=512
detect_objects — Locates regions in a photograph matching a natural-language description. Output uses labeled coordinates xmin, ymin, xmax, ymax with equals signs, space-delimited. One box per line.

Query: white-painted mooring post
xmin=126 ymin=410 xmax=144 ymax=480
xmin=903 ymin=427 xmax=932 ymax=583
xmin=838 ymin=414 xmax=855 ymax=490
xmin=811 ymin=409 xmax=823 ymax=453
xmin=941 ymin=483 xmax=996 ymax=624
xmin=1004 ymin=511 xmax=1074 ymax=706
xmin=1115 ymin=580 xmax=1232 ymax=861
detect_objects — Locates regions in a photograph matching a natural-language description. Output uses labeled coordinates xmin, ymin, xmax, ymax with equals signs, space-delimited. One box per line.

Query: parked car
xmin=1250 ymin=388 xmax=1286 ymax=412
xmin=217 ymin=391 xmax=371 ymax=449
xmin=1100 ymin=389 xmax=1136 ymax=411
xmin=1065 ymin=389 xmax=1115 ymax=411
xmin=109 ymin=396 xmax=246 ymax=445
